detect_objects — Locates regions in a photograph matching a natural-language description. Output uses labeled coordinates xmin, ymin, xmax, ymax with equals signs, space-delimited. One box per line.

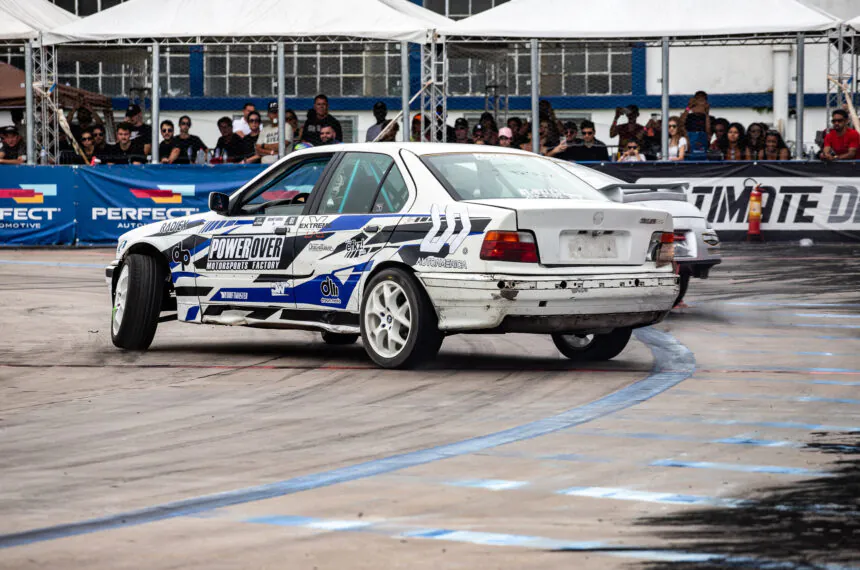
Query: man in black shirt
xmin=158 ymin=120 xmax=181 ymax=164
xmin=547 ymin=121 xmax=583 ymax=162
xmin=569 ymin=120 xmax=609 ymax=162
xmin=125 ymin=104 xmax=152 ymax=156
xmin=101 ymin=122 xmax=146 ymax=164
xmin=214 ymin=116 xmax=244 ymax=163
xmin=0 ymin=126 xmax=26 ymax=164
xmin=301 ymin=94 xmax=343 ymax=146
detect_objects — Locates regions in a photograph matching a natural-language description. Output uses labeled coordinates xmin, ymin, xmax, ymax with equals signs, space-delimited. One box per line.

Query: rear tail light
xmin=673 ymin=231 xmax=691 ymax=258
xmin=480 ymin=231 xmax=539 ymax=263
xmin=647 ymin=231 xmax=675 ymax=268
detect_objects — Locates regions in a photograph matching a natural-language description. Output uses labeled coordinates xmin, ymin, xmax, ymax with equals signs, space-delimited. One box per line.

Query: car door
xmin=290 ymin=151 xmax=413 ymax=318
xmin=192 ymin=153 xmax=335 ymax=322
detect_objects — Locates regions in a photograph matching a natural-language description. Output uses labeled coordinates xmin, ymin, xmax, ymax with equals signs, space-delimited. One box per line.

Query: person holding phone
xmin=610 ymin=105 xmax=645 ymax=154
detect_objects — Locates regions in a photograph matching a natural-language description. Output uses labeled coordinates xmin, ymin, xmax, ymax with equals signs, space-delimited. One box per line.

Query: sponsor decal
xmin=271 ymin=282 xmax=291 ymax=297
xmin=319 ymin=276 xmax=340 ymax=305
xmin=299 ymin=215 xmax=330 ymax=230
xmin=308 ymin=242 xmax=334 ymax=252
xmin=160 ymin=219 xmax=189 ymax=233
xmin=416 ymin=257 xmax=467 ymax=270
xmin=639 ymin=217 xmax=661 ymax=225
xmin=171 ymin=247 xmax=192 ymax=266
xmin=286 ymin=216 xmax=298 ymax=226
xmin=517 ymin=188 xmax=572 ymax=200
xmin=219 ymin=291 xmax=248 ymax=300
xmin=253 ymin=217 xmax=265 ymax=226
xmin=0 ymin=184 xmax=57 ymax=204
xmin=420 ymin=204 xmax=471 ymax=254
xmin=0 ymin=185 xmax=61 ymax=229
xmin=93 ymin=185 xmax=199 ymax=226
xmin=206 ymin=235 xmax=285 ymax=271
xmin=345 ymin=237 xmax=369 ymax=257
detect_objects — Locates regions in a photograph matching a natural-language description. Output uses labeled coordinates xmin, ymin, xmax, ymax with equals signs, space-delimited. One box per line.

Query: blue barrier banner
xmin=0 ymin=166 xmax=76 ymax=245
xmin=75 ymin=165 xmax=265 ymax=244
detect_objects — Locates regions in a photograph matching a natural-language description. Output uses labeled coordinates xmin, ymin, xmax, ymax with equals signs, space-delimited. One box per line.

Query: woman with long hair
xmin=667 ymin=116 xmax=688 ymax=161
xmin=718 ymin=122 xmax=747 ymax=161
xmin=745 ymin=122 xmax=767 ymax=159
xmin=757 ymin=129 xmax=791 ymax=161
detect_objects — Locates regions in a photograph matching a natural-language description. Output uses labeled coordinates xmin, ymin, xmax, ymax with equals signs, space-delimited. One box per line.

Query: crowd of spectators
xmin=3 ymin=88 xmax=858 ymax=166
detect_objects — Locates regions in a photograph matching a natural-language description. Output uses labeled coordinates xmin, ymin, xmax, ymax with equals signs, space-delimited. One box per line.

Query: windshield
xmin=421 ymin=152 xmax=610 ymax=202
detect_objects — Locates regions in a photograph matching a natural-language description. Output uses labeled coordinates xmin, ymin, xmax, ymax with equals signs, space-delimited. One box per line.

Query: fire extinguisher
xmin=746 ymin=177 xmax=763 ymax=241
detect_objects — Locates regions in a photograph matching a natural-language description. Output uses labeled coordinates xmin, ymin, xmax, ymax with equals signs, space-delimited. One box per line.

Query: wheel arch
xmin=360 ymin=261 xmax=439 ymax=320
xmin=114 ymin=242 xmax=175 ymax=312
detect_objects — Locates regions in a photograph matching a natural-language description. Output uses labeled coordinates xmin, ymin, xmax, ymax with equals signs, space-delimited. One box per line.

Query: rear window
xmin=421 ymin=152 xmax=610 ymax=202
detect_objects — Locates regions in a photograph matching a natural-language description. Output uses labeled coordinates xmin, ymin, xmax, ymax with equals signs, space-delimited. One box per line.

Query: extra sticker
xmin=420 ymin=204 xmax=471 ymax=254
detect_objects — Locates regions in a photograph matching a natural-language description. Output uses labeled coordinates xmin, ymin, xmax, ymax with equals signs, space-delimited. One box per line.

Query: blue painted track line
xmin=672 ymin=389 xmax=860 ymax=406
xmin=0 ymin=327 xmax=695 ymax=550
xmin=617 ymin=415 xmax=860 ymax=432
xmin=566 ymin=428 xmax=798 ymax=447
xmin=650 ymin=459 xmax=832 ymax=477
xmin=0 ymin=259 xmax=105 ymax=268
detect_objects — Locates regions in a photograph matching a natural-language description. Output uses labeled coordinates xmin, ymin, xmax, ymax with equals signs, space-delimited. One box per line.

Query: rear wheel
xmin=111 ymin=254 xmax=165 ymax=350
xmin=551 ymin=327 xmax=632 ymax=361
xmin=360 ymin=268 xmax=443 ymax=369
xmin=321 ymin=331 xmax=359 ymax=345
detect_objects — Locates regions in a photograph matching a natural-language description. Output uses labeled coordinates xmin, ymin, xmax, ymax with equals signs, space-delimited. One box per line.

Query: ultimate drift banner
xmin=75 ymin=165 xmax=265 ymax=244
xmin=0 ymin=166 xmax=76 ymax=245
xmin=594 ymin=162 xmax=860 ymax=240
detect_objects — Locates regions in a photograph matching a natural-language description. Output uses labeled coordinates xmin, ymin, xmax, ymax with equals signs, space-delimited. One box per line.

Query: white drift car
xmin=107 ymin=143 xmax=678 ymax=368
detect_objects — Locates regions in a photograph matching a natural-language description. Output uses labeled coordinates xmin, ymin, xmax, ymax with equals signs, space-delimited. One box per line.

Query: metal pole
xmin=25 ymin=41 xmax=34 ymax=165
xmin=795 ymin=33 xmax=805 ymax=160
xmin=150 ymin=42 xmax=160 ymax=163
xmin=401 ymin=41 xmax=410 ymax=142
xmin=661 ymin=37 xmax=670 ymax=160
xmin=837 ymin=25 xmax=844 ymax=107
xmin=530 ymin=38 xmax=539 ymax=154
xmin=444 ymin=0 xmax=450 ymax=18
xmin=277 ymin=42 xmax=286 ymax=157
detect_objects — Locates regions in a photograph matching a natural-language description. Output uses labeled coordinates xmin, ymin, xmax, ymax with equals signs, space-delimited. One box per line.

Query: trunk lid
xmin=466 ymin=199 xmax=672 ymax=265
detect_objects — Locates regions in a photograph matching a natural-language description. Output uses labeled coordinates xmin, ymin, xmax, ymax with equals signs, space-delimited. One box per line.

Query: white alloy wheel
xmin=364 ymin=280 xmax=413 ymax=359
xmin=112 ymin=264 xmax=130 ymax=336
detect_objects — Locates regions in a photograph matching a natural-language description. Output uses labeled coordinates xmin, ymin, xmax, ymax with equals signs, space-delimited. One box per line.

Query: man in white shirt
xmin=257 ymin=101 xmax=294 ymax=164
xmin=232 ymin=102 xmax=255 ymax=138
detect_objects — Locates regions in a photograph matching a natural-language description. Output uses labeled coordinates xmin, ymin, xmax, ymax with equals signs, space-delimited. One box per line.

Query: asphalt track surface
xmin=0 ymin=243 xmax=858 ymax=569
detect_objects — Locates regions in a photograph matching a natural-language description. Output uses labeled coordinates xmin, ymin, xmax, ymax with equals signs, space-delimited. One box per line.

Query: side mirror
xmin=208 ymin=192 xmax=230 ymax=215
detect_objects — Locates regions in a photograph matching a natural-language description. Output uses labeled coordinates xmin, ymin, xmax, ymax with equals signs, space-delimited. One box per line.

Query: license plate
xmin=566 ymin=235 xmax=618 ymax=259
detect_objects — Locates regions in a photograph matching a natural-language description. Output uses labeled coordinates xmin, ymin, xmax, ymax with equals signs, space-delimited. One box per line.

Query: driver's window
xmin=317 ymin=153 xmax=394 ymax=215
xmin=240 ymin=156 xmax=332 ymax=215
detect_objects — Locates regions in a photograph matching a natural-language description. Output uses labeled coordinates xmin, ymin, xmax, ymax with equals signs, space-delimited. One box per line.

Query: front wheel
xmin=360 ymin=268 xmax=443 ymax=369
xmin=111 ymin=254 xmax=165 ymax=350
xmin=551 ymin=327 xmax=632 ymax=361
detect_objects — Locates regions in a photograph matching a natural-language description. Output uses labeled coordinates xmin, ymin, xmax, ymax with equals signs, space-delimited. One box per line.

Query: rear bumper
xmin=418 ymin=271 xmax=678 ymax=333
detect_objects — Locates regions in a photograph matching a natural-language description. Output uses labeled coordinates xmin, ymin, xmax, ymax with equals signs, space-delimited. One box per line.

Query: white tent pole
xmin=661 ymin=36 xmax=669 ymax=160
xmin=151 ymin=42 xmax=160 ymax=164
xmin=25 ymin=40 xmax=34 ymax=165
xmin=277 ymin=41 xmax=285 ymax=157
xmin=401 ymin=41 xmax=409 ymax=142
xmin=530 ymin=38 xmax=539 ymax=154
xmin=795 ymin=32 xmax=805 ymax=160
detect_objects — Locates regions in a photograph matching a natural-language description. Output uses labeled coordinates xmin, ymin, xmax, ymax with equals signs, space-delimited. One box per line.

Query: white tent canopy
xmin=440 ymin=0 xmax=841 ymax=39
xmin=0 ymin=0 xmax=77 ymax=41
xmin=848 ymin=14 xmax=860 ymax=31
xmin=43 ymin=0 xmax=444 ymax=45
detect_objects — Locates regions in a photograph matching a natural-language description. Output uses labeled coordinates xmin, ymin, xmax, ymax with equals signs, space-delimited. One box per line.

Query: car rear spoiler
xmin=596 ymin=182 xmax=690 ymax=204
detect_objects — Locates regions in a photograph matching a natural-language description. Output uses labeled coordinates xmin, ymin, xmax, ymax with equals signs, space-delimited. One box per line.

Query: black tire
xmin=551 ymin=327 xmax=632 ymax=361
xmin=111 ymin=253 xmax=165 ymax=351
xmin=321 ymin=331 xmax=359 ymax=345
xmin=674 ymin=271 xmax=691 ymax=307
xmin=360 ymin=267 xmax=443 ymax=369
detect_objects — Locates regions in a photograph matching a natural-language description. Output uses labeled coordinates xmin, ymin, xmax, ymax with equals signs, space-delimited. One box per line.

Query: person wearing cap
xmin=0 ymin=126 xmax=25 ymax=164
xmin=124 ymin=104 xmax=152 ymax=156
xmin=365 ymin=101 xmax=388 ymax=142
xmin=453 ymin=118 xmax=472 ymax=144
xmin=301 ymin=94 xmax=343 ymax=146
xmin=256 ymin=101 xmax=294 ymax=164
xmin=610 ymin=105 xmax=645 ymax=156
xmin=498 ymin=127 xmax=513 ymax=148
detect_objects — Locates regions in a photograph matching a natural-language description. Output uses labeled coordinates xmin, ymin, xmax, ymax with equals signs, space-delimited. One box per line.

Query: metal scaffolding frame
xmin=825 ymin=25 xmax=858 ymax=122
xmin=419 ymin=36 xmax=447 ymax=143
xmin=32 ymin=39 xmax=60 ymax=164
